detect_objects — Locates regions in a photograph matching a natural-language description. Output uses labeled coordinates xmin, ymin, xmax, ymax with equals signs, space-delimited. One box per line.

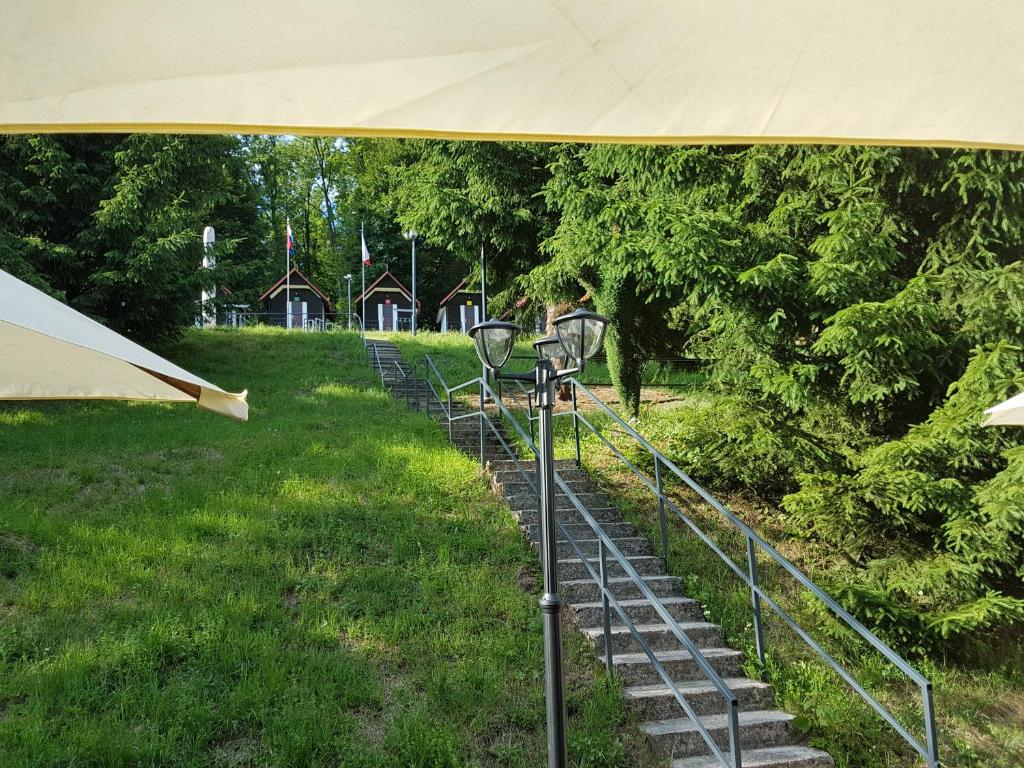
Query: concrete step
xmin=497 ymin=479 xmax=600 ymax=498
xmin=451 ymin=431 xmax=509 ymax=445
xmin=505 ymin=492 xmax=612 ymax=513
xmin=581 ymin=621 xmax=723 ymax=653
xmin=512 ymin=506 xmax=626 ymax=526
xmin=449 ymin=419 xmax=500 ymax=431
xmin=602 ymin=648 xmax=744 ymax=686
xmin=672 ymin=746 xmax=834 ymax=768
xmin=451 ymin=432 xmax=509 ymax=446
xmin=453 ymin=444 xmax=511 ymax=459
xmin=642 ymin=710 xmax=796 ymax=759
xmin=625 ymin=677 xmax=775 ymax=720
xmin=570 ymin=596 xmax=704 ymax=626
xmin=524 ymin=521 xmax=639 ymax=542
xmin=492 ymin=468 xmax=592 ymax=485
xmin=560 ymin=575 xmax=684 ymax=603
xmin=558 ymin=555 xmax=666 ymax=581
xmin=490 ymin=458 xmax=579 ymax=473
xmin=547 ymin=537 xmax=653 ymax=558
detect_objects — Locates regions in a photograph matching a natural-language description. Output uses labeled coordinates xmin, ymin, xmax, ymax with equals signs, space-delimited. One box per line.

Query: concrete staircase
xmin=367 ymin=340 xmax=834 ymax=768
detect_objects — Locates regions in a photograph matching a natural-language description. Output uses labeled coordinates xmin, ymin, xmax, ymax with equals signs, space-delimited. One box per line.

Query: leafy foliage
xmin=541 ymin=143 xmax=1024 ymax=651
xmin=0 ymin=134 xmax=266 ymax=342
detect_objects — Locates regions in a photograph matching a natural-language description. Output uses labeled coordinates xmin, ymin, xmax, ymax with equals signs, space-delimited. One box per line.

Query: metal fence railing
xmin=202 ymin=310 xmax=364 ymax=336
xmin=553 ymin=377 xmax=940 ymax=767
xmin=416 ymin=355 xmax=746 ymax=767
xmin=403 ymin=353 xmax=941 ymax=768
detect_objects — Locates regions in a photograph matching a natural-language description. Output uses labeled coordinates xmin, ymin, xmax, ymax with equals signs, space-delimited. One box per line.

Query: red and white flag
xmin=361 ymin=230 xmax=371 ymax=266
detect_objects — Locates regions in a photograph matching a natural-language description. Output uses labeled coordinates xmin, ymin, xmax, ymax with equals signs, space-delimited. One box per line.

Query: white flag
xmin=361 ymin=231 xmax=371 ymax=266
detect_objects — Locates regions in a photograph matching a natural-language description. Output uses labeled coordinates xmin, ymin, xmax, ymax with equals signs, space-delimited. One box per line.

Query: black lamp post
xmin=468 ymin=308 xmax=608 ymax=768
xmin=345 ymin=273 xmax=353 ymax=329
xmin=402 ymin=229 xmax=417 ymax=335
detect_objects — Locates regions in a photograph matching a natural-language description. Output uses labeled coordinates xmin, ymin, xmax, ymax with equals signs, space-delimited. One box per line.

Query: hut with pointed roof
xmin=436 ymin=278 xmax=483 ymax=333
xmin=354 ymin=271 xmax=421 ymax=331
xmin=259 ymin=268 xmax=334 ymax=329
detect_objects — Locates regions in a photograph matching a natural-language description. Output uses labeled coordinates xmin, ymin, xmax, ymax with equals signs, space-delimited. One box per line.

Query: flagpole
xmin=285 ymin=217 xmax=291 ymax=329
xmin=361 ymin=222 xmax=366 ymax=330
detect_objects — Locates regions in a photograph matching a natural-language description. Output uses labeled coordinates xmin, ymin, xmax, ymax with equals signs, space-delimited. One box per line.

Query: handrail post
xmin=528 ymin=391 xmax=536 ymax=445
xmin=727 ymin=698 xmax=743 ymax=768
xmin=924 ymin=682 xmax=941 ymax=767
xmin=571 ymin=381 xmax=581 ymax=467
xmin=479 ymin=383 xmax=486 ymax=469
xmin=746 ymin=534 xmax=766 ymax=667
xmin=447 ymin=389 xmax=453 ymax=445
xmin=654 ymin=456 xmax=669 ymax=563
xmin=598 ymin=538 xmax=614 ymax=676
xmin=535 ymin=448 xmax=543 ymax=561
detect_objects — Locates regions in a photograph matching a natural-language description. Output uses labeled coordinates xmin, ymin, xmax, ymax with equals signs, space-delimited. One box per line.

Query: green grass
xmin=0 ymin=327 xmax=646 ymax=767
xmin=390 ymin=331 xmax=1024 ymax=768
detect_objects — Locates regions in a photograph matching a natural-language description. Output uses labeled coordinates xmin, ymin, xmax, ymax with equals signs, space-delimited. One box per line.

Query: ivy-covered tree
xmin=540 ymin=145 xmax=735 ymax=414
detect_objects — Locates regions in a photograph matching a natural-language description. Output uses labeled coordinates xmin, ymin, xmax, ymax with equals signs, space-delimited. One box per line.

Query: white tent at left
xmin=0 ymin=269 xmax=248 ymax=420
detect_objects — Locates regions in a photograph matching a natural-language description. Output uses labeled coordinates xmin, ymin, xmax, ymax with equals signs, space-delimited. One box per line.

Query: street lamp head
xmin=345 ymin=273 xmax=352 ymax=280
xmin=533 ymin=334 xmax=575 ymax=370
xmin=553 ymin=308 xmax=608 ymax=366
xmin=403 ymin=229 xmax=418 ymax=241
xmin=469 ymin=319 xmax=520 ymax=373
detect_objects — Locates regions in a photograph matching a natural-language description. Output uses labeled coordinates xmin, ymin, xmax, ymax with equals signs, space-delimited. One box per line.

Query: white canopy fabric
xmin=0 ymin=269 xmax=248 ymax=420
xmin=984 ymin=392 xmax=1024 ymax=427
xmin=2 ymin=1 xmax=1024 ymax=150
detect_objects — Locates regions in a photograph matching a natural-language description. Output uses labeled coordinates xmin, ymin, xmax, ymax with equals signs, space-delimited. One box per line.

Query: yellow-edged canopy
xmin=2 ymin=0 xmax=1023 ymax=149
xmin=0 ymin=269 xmax=248 ymax=420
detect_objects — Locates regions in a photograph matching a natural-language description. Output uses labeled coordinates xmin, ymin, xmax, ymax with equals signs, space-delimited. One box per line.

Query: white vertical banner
xmin=201 ymin=226 xmax=216 ymax=327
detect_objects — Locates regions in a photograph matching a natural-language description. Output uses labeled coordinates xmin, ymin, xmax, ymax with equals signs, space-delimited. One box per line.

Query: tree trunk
xmin=545 ymin=301 xmax=572 ymax=335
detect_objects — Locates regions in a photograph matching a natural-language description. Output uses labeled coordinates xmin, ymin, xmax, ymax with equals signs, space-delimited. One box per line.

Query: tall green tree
xmin=344 ymin=138 xmax=543 ymax=323
xmin=543 ymin=142 xmax=1024 ymax=650
xmin=540 ymin=145 xmax=727 ymax=413
xmin=1 ymin=133 xmax=266 ymax=342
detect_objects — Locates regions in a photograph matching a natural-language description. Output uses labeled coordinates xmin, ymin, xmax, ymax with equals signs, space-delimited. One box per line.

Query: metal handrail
xmin=384 ymin=349 xmax=939 ymax=765
xmin=369 ymin=342 xmax=383 ymax=380
xmin=427 ymin=363 xmax=745 ymax=767
xmin=338 ymin=311 xmax=365 ymax=343
xmin=565 ymin=377 xmax=940 ymax=767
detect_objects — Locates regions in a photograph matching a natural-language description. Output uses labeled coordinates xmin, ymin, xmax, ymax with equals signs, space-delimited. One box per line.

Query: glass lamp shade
xmin=468 ymin=320 xmax=520 ymax=372
xmin=533 ymin=334 xmax=575 ymax=370
xmin=553 ymin=309 xmax=608 ymax=363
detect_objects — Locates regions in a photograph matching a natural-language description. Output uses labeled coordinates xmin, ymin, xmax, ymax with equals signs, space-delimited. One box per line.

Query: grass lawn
xmin=390 ymin=331 xmax=1024 ymax=768
xmin=0 ymin=327 xmax=641 ymax=767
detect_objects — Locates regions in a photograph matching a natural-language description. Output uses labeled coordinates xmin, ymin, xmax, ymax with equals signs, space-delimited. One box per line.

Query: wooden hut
xmin=436 ymin=279 xmax=483 ymax=333
xmin=259 ymin=268 xmax=334 ymax=329
xmin=355 ymin=271 xmax=420 ymax=331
